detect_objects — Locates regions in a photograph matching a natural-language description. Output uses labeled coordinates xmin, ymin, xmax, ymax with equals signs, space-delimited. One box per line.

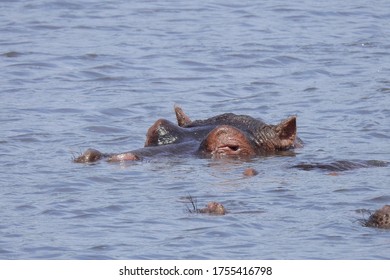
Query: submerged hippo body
xmin=74 ymin=106 xmax=300 ymax=163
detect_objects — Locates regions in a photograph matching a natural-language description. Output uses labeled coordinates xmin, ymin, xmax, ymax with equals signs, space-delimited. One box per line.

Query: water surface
xmin=1 ymin=0 xmax=390 ymax=259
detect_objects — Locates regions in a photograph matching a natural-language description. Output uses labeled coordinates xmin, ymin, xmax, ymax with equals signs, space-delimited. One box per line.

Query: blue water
xmin=1 ymin=0 xmax=390 ymax=259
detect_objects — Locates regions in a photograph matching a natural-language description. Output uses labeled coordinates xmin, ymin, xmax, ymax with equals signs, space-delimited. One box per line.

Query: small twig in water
xmin=186 ymin=194 xmax=199 ymax=214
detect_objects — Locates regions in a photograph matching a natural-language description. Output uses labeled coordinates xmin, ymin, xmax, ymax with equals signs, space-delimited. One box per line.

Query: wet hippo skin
xmin=364 ymin=205 xmax=390 ymax=229
xmin=74 ymin=105 xmax=301 ymax=163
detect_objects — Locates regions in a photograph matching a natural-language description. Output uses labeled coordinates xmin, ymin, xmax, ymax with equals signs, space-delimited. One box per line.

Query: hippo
xmin=185 ymin=195 xmax=227 ymax=215
xmin=364 ymin=205 xmax=390 ymax=229
xmin=74 ymin=105 xmax=301 ymax=163
xmin=197 ymin=202 xmax=227 ymax=215
xmin=243 ymin=167 xmax=259 ymax=176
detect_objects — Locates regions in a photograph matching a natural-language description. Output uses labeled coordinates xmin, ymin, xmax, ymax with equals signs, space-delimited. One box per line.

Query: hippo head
xmin=364 ymin=205 xmax=390 ymax=229
xmin=197 ymin=125 xmax=258 ymax=157
xmin=145 ymin=106 xmax=299 ymax=159
xmin=199 ymin=116 xmax=297 ymax=158
xmin=74 ymin=105 xmax=300 ymax=163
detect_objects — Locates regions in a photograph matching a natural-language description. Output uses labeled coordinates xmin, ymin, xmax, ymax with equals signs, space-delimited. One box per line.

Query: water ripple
xmin=1 ymin=0 xmax=390 ymax=260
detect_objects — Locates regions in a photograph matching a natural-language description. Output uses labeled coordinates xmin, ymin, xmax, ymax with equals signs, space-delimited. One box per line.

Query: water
xmin=1 ymin=0 xmax=390 ymax=259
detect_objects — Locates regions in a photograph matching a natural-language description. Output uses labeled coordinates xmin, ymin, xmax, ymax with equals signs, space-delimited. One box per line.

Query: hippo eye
xmin=228 ymin=145 xmax=240 ymax=151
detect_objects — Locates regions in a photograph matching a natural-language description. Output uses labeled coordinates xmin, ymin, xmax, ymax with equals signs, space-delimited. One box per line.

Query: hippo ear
xmin=274 ymin=116 xmax=297 ymax=148
xmin=174 ymin=105 xmax=192 ymax=127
